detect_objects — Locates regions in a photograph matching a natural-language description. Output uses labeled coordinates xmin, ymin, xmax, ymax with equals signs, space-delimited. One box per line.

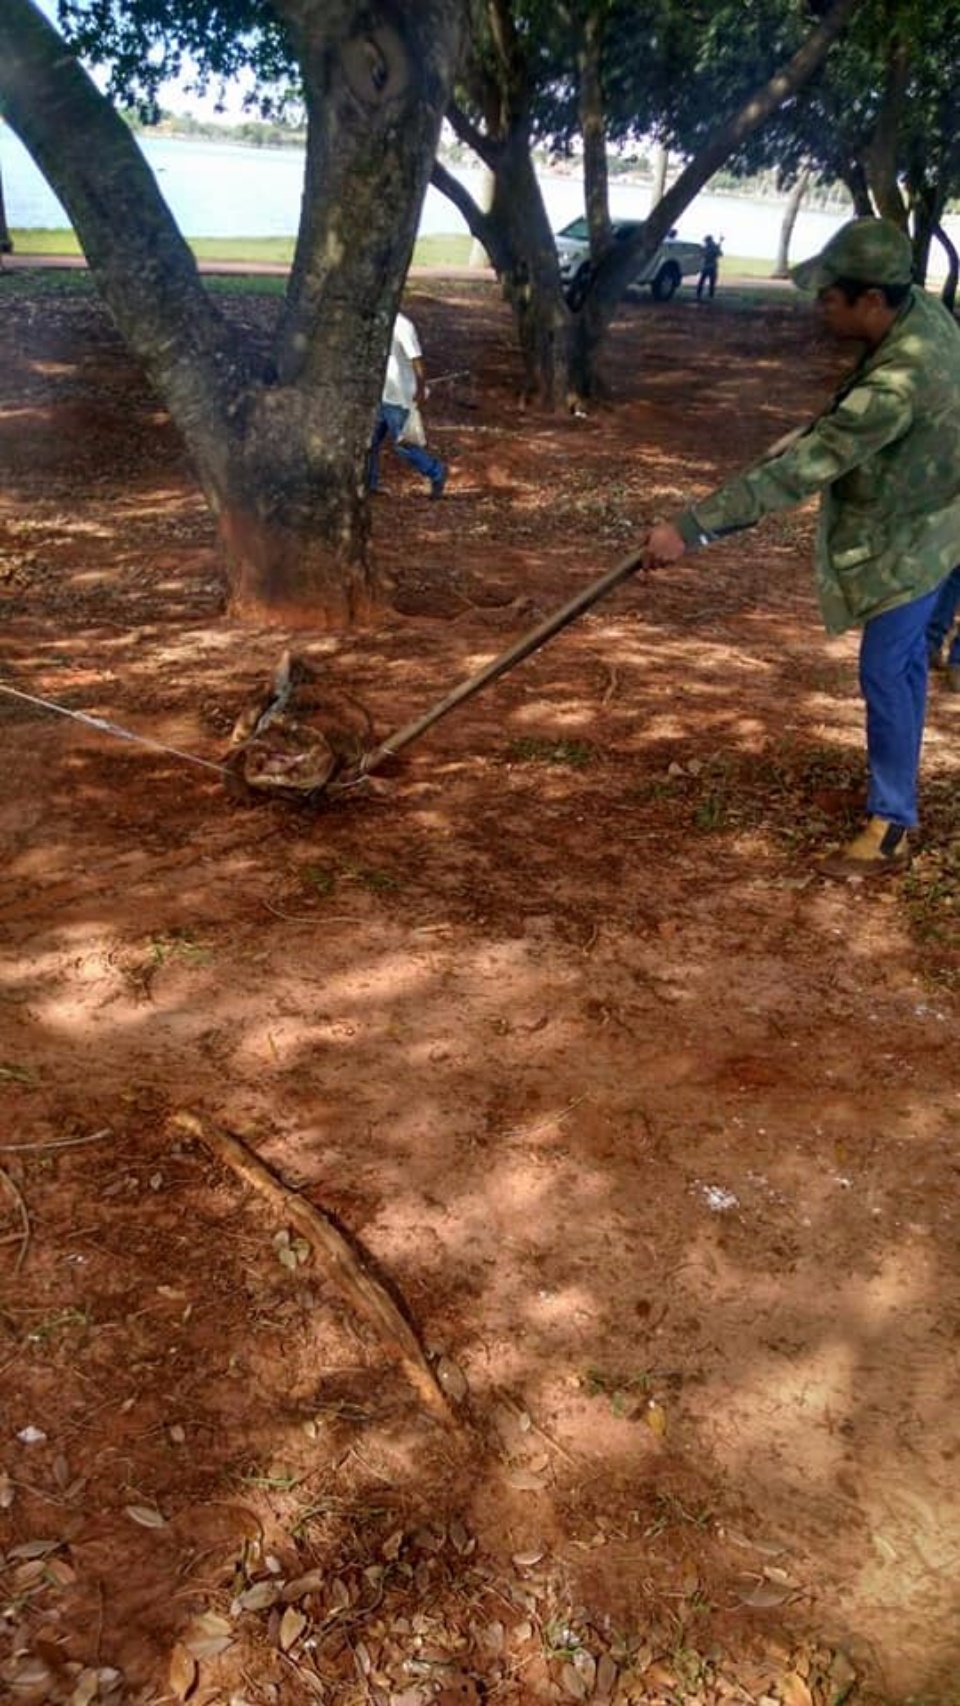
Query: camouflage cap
xmin=791 ymin=218 xmax=914 ymax=292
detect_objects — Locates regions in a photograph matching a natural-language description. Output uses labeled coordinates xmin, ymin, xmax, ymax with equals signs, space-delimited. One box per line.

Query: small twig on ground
xmin=495 ymin=1388 xmax=581 ymax=1467
xmin=0 ymin=1167 xmax=31 ymax=1271
xmin=502 ymin=1094 xmax=588 ymax=1143
xmin=261 ymin=899 xmax=363 ymax=924
xmin=0 ymin=1127 xmax=112 ymax=1154
xmin=172 ymin=1111 xmax=456 ymax=1428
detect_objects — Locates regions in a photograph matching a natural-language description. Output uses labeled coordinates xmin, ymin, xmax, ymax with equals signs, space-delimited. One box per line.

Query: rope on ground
xmin=0 ymin=681 xmax=231 ymax=777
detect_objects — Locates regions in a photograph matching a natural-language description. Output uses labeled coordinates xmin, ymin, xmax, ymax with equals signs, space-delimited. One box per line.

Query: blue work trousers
xmin=859 ymin=586 xmax=940 ymax=829
xmin=368 ymin=403 xmax=443 ymax=489
xmin=927 ymin=565 xmax=960 ymax=665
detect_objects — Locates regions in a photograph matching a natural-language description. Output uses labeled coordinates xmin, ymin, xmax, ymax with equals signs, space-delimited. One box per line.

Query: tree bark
xmin=772 ymin=163 xmax=812 ymax=276
xmin=0 ymin=165 xmax=12 ymax=253
xmin=0 ymin=0 xmax=465 ymax=625
xmin=650 ymin=142 xmax=669 ymax=208
xmin=468 ymin=163 xmax=496 ymax=266
xmin=862 ymin=34 xmax=910 ymax=229
xmin=933 ymin=223 xmax=959 ymax=314
xmin=839 ymin=160 xmax=875 ymax=217
xmin=578 ymin=11 xmax=611 ymax=256
xmin=443 ymin=56 xmax=574 ymax=408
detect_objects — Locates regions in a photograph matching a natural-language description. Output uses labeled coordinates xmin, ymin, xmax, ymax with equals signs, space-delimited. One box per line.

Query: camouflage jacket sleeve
xmin=674 ymin=377 xmax=914 ymax=547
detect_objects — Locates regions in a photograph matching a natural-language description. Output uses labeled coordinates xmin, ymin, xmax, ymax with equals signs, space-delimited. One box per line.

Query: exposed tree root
xmin=172 ymin=1111 xmax=456 ymax=1428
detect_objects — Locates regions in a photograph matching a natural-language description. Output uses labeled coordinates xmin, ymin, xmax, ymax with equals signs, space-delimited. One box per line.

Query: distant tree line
xmin=122 ymin=108 xmax=307 ymax=148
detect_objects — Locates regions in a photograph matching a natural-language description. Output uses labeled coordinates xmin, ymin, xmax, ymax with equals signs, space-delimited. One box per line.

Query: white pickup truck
xmin=555 ymin=217 xmax=705 ymax=306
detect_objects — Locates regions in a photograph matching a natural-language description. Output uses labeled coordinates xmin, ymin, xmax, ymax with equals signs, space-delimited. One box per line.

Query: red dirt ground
xmin=1 ymin=269 xmax=958 ymax=1706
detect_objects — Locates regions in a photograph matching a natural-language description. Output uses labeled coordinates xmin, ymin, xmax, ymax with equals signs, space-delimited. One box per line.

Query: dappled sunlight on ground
xmin=0 ymin=274 xmax=958 ymax=1705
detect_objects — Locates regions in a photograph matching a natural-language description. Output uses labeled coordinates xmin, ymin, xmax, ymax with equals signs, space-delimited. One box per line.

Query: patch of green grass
xmin=238 ymin=1464 xmax=303 ymax=1491
xmin=507 ymin=735 xmax=595 ymax=768
xmin=9 ymin=227 xmax=474 ymax=271
xmin=149 ymin=927 xmax=212 ymax=967
xmin=692 ymin=789 xmax=730 ymax=833
xmin=579 ymin=1365 xmax=656 ymax=1416
xmin=642 ymin=1491 xmax=713 ymax=1539
xmin=341 ymin=859 xmax=400 ymax=892
xmin=302 ymin=865 xmax=337 ymax=896
xmin=0 ymin=269 xmax=96 ymax=298
xmin=412 ymin=233 xmax=474 ymax=268
xmin=203 ymin=273 xmax=288 ymax=296
xmin=9 ymin=228 xmax=83 ymax=255
xmin=24 ymin=1306 xmax=91 ymax=1344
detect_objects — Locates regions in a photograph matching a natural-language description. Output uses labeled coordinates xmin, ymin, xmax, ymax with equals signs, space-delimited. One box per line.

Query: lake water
xmin=2 ymin=126 xmax=955 ymax=276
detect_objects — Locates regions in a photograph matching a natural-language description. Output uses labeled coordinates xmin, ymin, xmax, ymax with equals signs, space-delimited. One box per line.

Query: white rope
xmin=0 ymin=680 xmax=231 ymax=777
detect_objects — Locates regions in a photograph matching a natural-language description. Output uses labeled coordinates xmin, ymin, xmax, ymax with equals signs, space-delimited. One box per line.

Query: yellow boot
xmin=818 ymin=816 xmax=911 ymax=882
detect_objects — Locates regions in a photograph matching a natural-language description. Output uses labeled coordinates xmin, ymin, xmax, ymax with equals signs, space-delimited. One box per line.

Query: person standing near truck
xmin=639 ymin=218 xmax=960 ymax=880
xmin=696 ymin=234 xmax=723 ymax=300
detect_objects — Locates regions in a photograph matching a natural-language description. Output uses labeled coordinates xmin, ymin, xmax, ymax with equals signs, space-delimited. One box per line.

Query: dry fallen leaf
xmin=279 ymin=1605 xmax=308 ymax=1651
xmin=9 ymin=1537 xmax=62 ymax=1559
xmin=737 ymin=1579 xmax=792 ymax=1609
xmin=502 ymin=1466 xmax=547 ymax=1491
xmin=125 ymin=1504 xmax=168 ymax=1529
xmin=168 ymin=1644 xmax=198 ymax=1701
xmin=182 ymin=1611 xmax=234 ymax=1660
xmin=448 ymin=1518 xmax=471 ymax=1555
xmin=328 ymin=1576 xmax=351 ymax=1612
xmin=436 ymin=1357 xmax=468 ymax=1402
xmin=780 ymin=1671 xmax=813 ymax=1706
xmin=644 ymin=1401 xmax=667 ymax=1437
xmin=234 ymin=1580 xmax=281 ymax=1612
xmin=723 ymin=1526 xmax=786 ymax=1557
xmin=595 ymin=1653 xmax=618 ymax=1699
xmin=282 ymin=1569 xmax=326 ymax=1603
xmin=560 ymin=1663 xmax=588 ymax=1701
xmin=71 ymin=1667 xmax=100 ymax=1706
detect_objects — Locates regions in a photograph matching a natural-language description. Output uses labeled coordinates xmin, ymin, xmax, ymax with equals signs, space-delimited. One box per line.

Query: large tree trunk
xmin=436 ymin=0 xmax=574 ymax=404
xmin=862 ymin=35 xmax=910 ymax=230
xmin=0 ymin=165 xmax=12 ymax=253
xmin=840 ymin=159 xmax=875 ymax=217
xmin=578 ymin=12 xmax=611 ymax=255
xmin=772 ymin=163 xmax=812 ymax=277
xmin=468 ymin=164 xmax=495 ymax=267
xmin=437 ymin=120 xmax=572 ymax=406
xmin=933 ymin=224 xmax=959 ymax=314
xmin=650 ymin=143 xmax=669 ymax=208
xmin=0 ymin=0 xmax=464 ymax=626
xmin=490 ymin=130 xmax=572 ymax=405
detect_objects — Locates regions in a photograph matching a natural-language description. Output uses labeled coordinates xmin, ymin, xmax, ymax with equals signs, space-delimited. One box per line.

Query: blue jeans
xmin=927 ymin=566 xmax=960 ymax=665
xmin=859 ymin=587 xmax=940 ymax=829
xmin=368 ymin=402 xmax=444 ymax=490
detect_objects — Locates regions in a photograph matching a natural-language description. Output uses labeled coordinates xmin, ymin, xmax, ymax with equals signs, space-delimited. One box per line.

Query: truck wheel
xmin=651 ymin=263 xmax=681 ymax=301
xmin=564 ymin=264 xmax=592 ymax=310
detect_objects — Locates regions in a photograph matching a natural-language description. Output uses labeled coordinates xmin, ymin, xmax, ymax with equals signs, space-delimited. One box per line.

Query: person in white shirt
xmin=368 ymin=311 xmax=447 ymax=498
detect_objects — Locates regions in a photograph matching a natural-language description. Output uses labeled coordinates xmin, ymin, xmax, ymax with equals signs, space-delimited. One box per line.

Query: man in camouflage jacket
xmin=642 ymin=218 xmax=960 ymax=880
